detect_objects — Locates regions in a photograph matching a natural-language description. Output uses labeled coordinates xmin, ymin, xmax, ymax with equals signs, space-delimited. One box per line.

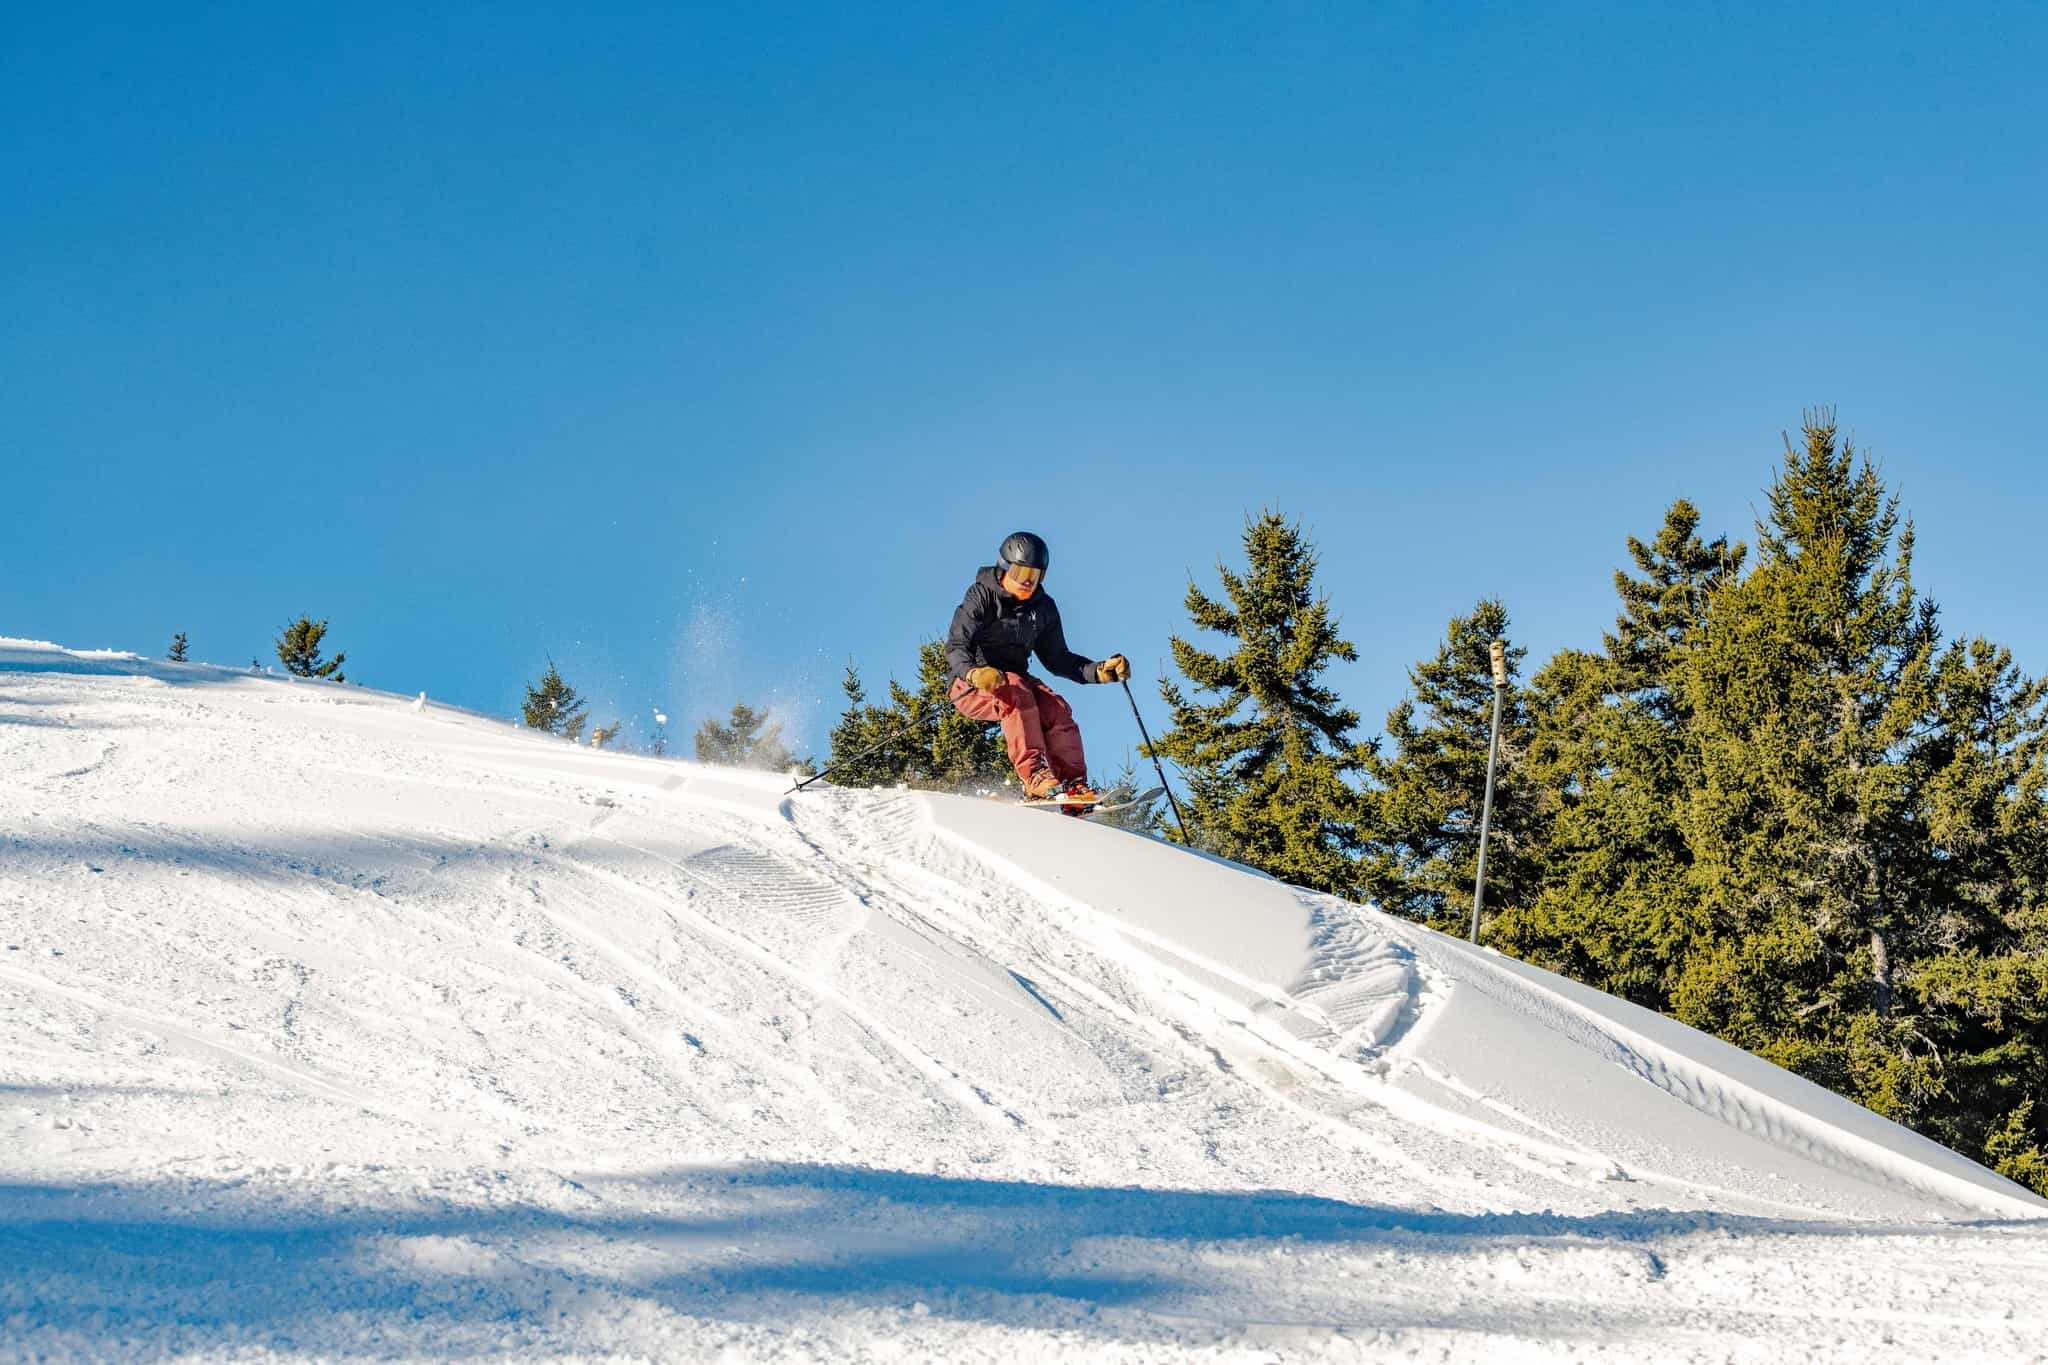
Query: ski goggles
xmin=1001 ymin=563 xmax=1045 ymax=590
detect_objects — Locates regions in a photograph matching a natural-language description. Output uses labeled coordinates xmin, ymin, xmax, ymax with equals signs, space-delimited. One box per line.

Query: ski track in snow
xmin=3 ymin=640 xmax=2047 ymax=1364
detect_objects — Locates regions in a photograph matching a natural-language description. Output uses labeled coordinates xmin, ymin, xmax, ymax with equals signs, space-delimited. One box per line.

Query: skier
xmin=945 ymin=531 xmax=1129 ymax=806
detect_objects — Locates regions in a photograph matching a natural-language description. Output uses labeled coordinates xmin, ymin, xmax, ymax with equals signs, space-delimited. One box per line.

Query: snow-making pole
xmin=1119 ymin=678 xmax=1193 ymax=844
xmin=1470 ymin=639 xmax=1508 ymax=944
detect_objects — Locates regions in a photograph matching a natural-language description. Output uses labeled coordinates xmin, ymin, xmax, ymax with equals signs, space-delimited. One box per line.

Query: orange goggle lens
xmin=1002 ymin=565 xmax=1044 ymax=588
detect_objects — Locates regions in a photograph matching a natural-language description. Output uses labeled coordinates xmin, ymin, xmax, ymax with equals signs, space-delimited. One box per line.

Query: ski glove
xmin=967 ymin=666 xmax=1004 ymax=693
xmin=1096 ymin=655 xmax=1130 ymax=683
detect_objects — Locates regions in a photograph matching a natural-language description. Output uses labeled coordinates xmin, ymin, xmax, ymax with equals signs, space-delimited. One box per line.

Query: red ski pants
xmin=949 ymin=672 xmax=1088 ymax=784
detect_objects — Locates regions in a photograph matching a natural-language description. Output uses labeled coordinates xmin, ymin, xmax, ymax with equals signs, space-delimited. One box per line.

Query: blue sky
xmin=5 ymin=3 xmax=2044 ymax=770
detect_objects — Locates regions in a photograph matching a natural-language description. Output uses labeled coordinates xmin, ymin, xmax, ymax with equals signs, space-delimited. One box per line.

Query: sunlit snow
xmin=3 ymin=638 xmax=2044 ymax=1362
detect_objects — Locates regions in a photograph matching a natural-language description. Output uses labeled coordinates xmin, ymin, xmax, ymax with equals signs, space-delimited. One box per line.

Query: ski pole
xmin=786 ymin=699 xmax=950 ymax=795
xmin=1119 ymin=678 xmax=1192 ymax=844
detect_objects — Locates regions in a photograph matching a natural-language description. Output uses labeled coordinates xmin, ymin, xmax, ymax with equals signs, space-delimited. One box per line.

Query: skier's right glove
xmin=1096 ymin=655 xmax=1130 ymax=683
xmin=967 ymin=666 xmax=1004 ymax=693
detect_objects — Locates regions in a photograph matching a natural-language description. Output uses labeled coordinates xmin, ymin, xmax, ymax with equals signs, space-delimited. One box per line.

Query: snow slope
xmin=4 ymin=638 xmax=2045 ymax=1363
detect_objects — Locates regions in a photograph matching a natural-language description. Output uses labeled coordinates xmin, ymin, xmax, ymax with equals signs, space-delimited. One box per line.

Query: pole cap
xmin=1490 ymin=639 xmax=1507 ymax=687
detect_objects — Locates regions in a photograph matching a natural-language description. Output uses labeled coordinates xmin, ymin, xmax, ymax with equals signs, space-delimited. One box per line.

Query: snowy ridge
xmin=906 ymin=805 xmax=1636 ymax=1188
xmin=4 ymin=637 xmax=2047 ymax=1362
xmin=1384 ymin=923 xmax=2041 ymax=1218
xmin=915 ymin=781 xmax=2047 ymax=1220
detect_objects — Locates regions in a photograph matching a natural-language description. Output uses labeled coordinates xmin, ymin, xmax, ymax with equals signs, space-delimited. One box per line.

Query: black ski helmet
xmin=998 ymin=531 xmax=1050 ymax=573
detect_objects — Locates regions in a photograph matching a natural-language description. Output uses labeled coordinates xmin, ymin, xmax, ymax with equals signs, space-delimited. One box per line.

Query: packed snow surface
xmin=4 ymin=638 xmax=2045 ymax=1363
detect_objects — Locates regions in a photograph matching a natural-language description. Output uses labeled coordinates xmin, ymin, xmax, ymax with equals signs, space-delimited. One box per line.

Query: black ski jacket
xmin=945 ymin=566 xmax=1102 ymax=687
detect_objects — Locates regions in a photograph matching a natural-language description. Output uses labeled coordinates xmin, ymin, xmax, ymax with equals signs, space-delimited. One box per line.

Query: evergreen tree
xmin=167 ymin=632 xmax=189 ymax=662
xmin=276 ymin=616 xmax=345 ymax=681
xmin=896 ymin=640 xmax=1010 ymax=787
xmin=1356 ymin=599 xmax=1544 ymax=932
xmin=1149 ymin=512 xmax=1370 ymax=896
xmin=1670 ymin=413 xmax=1943 ymax=1101
xmin=1889 ymin=635 xmax=2048 ymax=1185
xmin=1490 ymin=502 xmax=1745 ymax=1003
xmin=825 ymin=662 xmax=907 ymax=787
xmin=1605 ymin=499 xmax=1747 ymax=704
xmin=824 ymin=646 xmax=1009 ymax=790
xmin=591 ymin=720 xmax=622 ymax=749
xmin=522 ymin=659 xmax=587 ymax=740
xmin=1481 ymin=416 xmax=2048 ymax=1196
xmin=694 ymin=702 xmax=798 ymax=770
xmin=1094 ymin=754 xmax=1165 ymax=835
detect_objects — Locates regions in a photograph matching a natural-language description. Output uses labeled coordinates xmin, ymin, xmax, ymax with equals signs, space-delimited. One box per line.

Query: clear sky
xmin=6 ymin=3 xmax=2044 ymax=771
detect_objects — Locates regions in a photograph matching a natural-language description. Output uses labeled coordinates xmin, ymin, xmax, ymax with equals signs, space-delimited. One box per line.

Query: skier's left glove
xmin=1097 ymin=655 xmax=1130 ymax=683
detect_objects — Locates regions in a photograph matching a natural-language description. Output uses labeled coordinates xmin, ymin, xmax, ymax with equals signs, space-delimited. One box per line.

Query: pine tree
xmin=1094 ymin=754 xmax=1165 ymax=835
xmin=694 ymin=702 xmax=798 ymax=770
xmin=1605 ymin=499 xmax=1747 ymax=703
xmin=522 ymin=659 xmax=587 ymax=740
xmin=591 ymin=720 xmax=622 ymax=749
xmin=1670 ymin=415 xmax=1941 ymax=1086
xmin=1210 ymin=413 xmax=2039 ymax=1189
xmin=825 ymin=662 xmax=905 ymax=787
xmin=276 ymin=616 xmax=345 ymax=681
xmin=1489 ymin=502 xmax=1745 ymax=1003
xmin=1149 ymin=512 xmax=1370 ymax=896
xmin=897 ymin=640 xmax=1009 ymax=788
xmin=1895 ymin=636 xmax=2048 ymax=1187
xmin=1356 ymin=599 xmax=1544 ymax=932
xmin=1471 ymin=417 xmax=2048 ymax=1197
xmin=167 ymin=632 xmax=188 ymax=662
xmin=824 ymin=648 xmax=1007 ymax=790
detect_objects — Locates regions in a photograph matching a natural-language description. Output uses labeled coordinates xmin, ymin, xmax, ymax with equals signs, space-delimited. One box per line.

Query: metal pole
xmin=1119 ymin=678 xmax=1193 ymax=844
xmin=786 ymin=700 xmax=949 ymax=795
xmin=1469 ymin=639 xmax=1507 ymax=944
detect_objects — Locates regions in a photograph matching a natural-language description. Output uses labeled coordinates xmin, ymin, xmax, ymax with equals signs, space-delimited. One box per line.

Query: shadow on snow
xmin=0 ymin=1162 xmax=2010 ymax=1355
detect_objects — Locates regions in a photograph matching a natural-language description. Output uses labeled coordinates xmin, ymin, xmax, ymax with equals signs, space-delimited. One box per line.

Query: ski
xmin=1018 ymin=785 xmax=1166 ymax=816
xmin=1093 ymin=784 xmax=1166 ymax=814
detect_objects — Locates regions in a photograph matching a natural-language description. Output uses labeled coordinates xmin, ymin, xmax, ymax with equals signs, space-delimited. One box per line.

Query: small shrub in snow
xmin=522 ymin=659 xmax=588 ymax=741
xmin=276 ymin=616 xmax=346 ymax=681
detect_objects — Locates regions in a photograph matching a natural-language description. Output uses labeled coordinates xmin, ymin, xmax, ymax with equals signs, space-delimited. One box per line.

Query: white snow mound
xmin=4 ymin=638 xmax=2045 ymax=1364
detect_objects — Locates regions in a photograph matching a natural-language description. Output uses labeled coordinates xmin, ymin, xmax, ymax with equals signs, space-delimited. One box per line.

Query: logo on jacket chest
xmin=991 ymin=601 xmax=1044 ymax=642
